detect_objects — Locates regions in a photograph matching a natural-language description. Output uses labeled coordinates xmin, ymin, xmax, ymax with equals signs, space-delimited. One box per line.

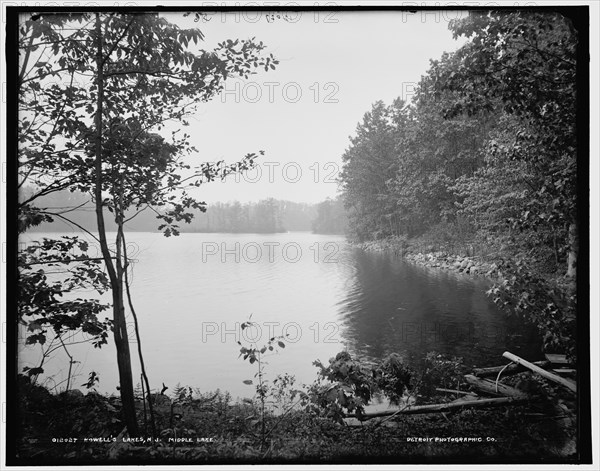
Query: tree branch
xmin=105 ymin=68 xmax=187 ymax=80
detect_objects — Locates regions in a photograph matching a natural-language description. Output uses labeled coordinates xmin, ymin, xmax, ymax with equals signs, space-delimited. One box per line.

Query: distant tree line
xmin=22 ymin=188 xmax=347 ymax=234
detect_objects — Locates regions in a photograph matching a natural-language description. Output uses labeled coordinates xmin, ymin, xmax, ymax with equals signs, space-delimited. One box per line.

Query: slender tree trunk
xmin=94 ymin=12 xmax=139 ymax=436
xmin=121 ymin=218 xmax=157 ymax=441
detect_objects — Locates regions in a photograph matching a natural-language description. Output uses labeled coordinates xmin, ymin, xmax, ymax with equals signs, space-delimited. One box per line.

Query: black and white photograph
xmin=1 ymin=2 xmax=597 ymax=467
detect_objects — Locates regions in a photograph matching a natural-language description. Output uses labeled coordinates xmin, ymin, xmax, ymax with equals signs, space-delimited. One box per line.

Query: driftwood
xmin=473 ymin=360 xmax=550 ymax=377
xmin=503 ymin=351 xmax=576 ymax=393
xmin=346 ymin=396 xmax=529 ymax=420
xmin=464 ymin=374 xmax=527 ymax=398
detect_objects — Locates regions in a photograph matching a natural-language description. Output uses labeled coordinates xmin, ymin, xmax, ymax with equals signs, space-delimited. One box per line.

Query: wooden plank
xmin=464 ymin=374 xmax=527 ymax=398
xmin=346 ymin=396 xmax=529 ymax=419
xmin=473 ymin=360 xmax=550 ymax=377
xmin=545 ymin=354 xmax=570 ymax=365
xmin=503 ymin=351 xmax=576 ymax=393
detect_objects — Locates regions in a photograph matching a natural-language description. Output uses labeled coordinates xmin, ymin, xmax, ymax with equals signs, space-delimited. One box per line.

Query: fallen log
xmin=473 ymin=360 xmax=550 ymax=377
xmin=503 ymin=351 xmax=576 ymax=393
xmin=464 ymin=374 xmax=527 ymax=398
xmin=346 ymin=396 xmax=529 ymax=420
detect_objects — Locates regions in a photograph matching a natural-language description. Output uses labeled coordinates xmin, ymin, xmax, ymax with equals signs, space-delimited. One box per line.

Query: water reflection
xmin=336 ymin=248 xmax=542 ymax=367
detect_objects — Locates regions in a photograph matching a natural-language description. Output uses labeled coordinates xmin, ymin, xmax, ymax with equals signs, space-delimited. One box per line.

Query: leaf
xmin=278 ymin=341 xmax=285 ymax=348
xmin=27 ymin=321 xmax=43 ymax=332
xmin=243 ymin=380 xmax=253 ymax=385
xmin=26 ymin=367 xmax=44 ymax=377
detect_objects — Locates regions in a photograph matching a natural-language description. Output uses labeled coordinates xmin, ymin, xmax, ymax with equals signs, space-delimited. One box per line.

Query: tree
xmin=389 ymin=71 xmax=498 ymax=238
xmin=252 ymin=198 xmax=284 ymax=233
xmin=430 ymin=10 xmax=578 ymax=274
xmin=340 ymin=99 xmax=408 ymax=241
xmin=339 ymin=87 xmax=493 ymax=241
xmin=312 ymin=198 xmax=347 ymax=235
xmin=435 ymin=10 xmax=579 ymax=358
xmin=17 ymin=11 xmax=278 ymax=435
xmin=339 ymin=11 xmax=578 ymax=272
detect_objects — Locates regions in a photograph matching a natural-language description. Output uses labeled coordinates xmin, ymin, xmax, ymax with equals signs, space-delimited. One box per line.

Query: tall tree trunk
xmin=566 ymin=223 xmax=578 ymax=278
xmin=94 ymin=12 xmax=139 ymax=436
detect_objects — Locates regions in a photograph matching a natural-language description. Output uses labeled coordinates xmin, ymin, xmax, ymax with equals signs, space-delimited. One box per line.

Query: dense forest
xmin=339 ymin=11 xmax=580 ymax=359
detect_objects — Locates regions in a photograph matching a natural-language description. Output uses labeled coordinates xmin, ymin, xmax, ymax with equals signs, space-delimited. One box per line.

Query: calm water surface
xmin=19 ymin=232 xmax=542 ymax=399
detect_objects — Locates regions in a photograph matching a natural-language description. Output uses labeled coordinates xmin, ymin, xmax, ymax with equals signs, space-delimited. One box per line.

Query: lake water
xmin=18 ymin=232 xmax=542 ymax=399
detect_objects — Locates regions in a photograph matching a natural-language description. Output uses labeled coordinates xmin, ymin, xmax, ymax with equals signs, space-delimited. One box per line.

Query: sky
xmin=161 ymin=10 xmax=468 ymax=204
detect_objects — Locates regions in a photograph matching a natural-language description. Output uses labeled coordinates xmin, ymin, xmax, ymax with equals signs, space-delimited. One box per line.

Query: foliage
xmin=305 ymin=351 xmax=475 ymax=423
xmin=18 ymin=236 xmax=112 ymax=354
xmin=269 ymin=373 xmax=301 ymax=411
xmin=340 ymin=9 xmax=578 ymax=264
xmin=431 ymin=10 xmax=577 ymax=272
xmin=339 ymin=99 xmax=408 ymax=241
xmin=307 ymin=351 xmax=414 ymax=423
xmin=237 ymin=318 xmax=289 ymax=449
xmin=15 ymin=352 xmax=575 ymax=463
xmin=414 ymin=352 xmax=468 ymax=399
xmin=18 ymin=13 xmax=278 ymax=218
xmin=308 ymin=351 xmax=377 ymax=422
xmin=17 ymin=375 xmax=123 ymax=455
xmin=311 ymin=197 xmax=348 ymax=235
xmin=18 ymin=7 xmax=279 ymax=266
xmin=487 ymin=260 xmax=577 ymax=361
xmin=391 ymin=76 xmax=498 ymax=237
xmin=82 ymin=371 xmax=101 ymax=390
xmin=373 ymin=353 xmax=413 ymax=405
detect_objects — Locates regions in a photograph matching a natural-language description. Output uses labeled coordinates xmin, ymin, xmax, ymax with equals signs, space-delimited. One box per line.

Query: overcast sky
xmin=163 ymin=10 xmax=468 ymax=204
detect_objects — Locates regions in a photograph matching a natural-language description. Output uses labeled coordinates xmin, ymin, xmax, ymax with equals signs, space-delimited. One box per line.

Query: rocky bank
xmin=357 ymin=239 xmax=499 ymax=279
